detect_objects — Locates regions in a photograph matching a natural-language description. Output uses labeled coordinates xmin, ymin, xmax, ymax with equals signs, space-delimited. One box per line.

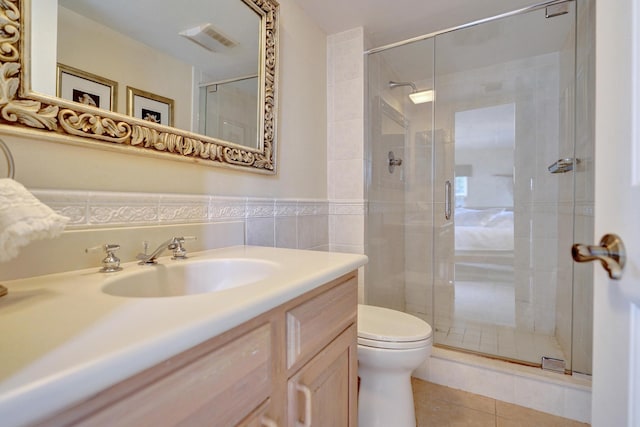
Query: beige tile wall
xmin=0 ymin=191 xmax=336 ymax=281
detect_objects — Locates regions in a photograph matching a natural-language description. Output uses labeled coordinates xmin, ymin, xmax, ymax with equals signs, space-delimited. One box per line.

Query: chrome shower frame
xmin=365 ymin=0 xmax=573 ymax=55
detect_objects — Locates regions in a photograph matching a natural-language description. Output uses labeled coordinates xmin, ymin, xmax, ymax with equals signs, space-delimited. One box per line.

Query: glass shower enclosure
xmin=198 ymin=76 xmax=260 ymax=148
xmin=365 ymin=0 xmax=594 ymax=374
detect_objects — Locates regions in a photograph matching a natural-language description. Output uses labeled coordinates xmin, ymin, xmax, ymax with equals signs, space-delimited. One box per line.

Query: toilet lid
xmin=357 ymin=304 xmax=432 ymax=345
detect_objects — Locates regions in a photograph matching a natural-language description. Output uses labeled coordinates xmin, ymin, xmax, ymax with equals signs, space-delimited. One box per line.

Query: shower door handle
xmin=444 ymin=180 xmax=452 ymax=220
xmin=572 ymin=234 xmax=626 ymax=280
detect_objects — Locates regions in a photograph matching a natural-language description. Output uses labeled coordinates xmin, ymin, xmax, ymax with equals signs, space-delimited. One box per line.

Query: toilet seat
xmin=358 ymin=335 xmax=431 ymax=350
xmin=357 ymin=304 xmax=432 ymax=350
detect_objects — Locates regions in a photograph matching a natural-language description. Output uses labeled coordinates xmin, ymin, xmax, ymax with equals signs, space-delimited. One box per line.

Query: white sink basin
xmin=102 ymin=258 xmax=280 ymax=298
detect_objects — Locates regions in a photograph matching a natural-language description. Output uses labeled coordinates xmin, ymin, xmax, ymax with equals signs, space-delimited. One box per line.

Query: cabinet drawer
xmin=286 ymin=277 xmax=357 ymax=370
xmin=237 ymin=399 xmax=277 ymax=427
xmin=74 ymin=324 xmax=272 ymax=427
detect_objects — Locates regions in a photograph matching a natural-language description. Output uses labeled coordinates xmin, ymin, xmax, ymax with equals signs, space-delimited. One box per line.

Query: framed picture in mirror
xmin=126 ymin=87 xmax=175 ymax=127
xmin=56 ymin=64 xmax=118 ymax=111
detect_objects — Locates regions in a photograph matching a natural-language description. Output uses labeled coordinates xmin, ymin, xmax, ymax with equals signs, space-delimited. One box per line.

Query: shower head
xmin=389 ymin=81 xmax=417 ymax=91
xmin=388 ymin=81 xmax=434 ymax=104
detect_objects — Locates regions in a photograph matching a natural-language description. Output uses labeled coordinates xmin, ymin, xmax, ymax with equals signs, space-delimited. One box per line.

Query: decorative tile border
xmin=297 ymin=200 xmax=319 ymax=216
xmin=275 ymin=200 xmax=298 ymax=217
xmin=31 ymin=189 xmax=365 ymax=229
xmin=210 ymin=197 xmax=247 ymax=221
xmin=329 ymin=200 xmax=366 ymax=215
xmin=246 ymin=199 xmax=276 ymax=218
xmin=35 ymin=190 xmax=89 ymax=226
xmin=158 ymin=194 xmax=210 ymax=223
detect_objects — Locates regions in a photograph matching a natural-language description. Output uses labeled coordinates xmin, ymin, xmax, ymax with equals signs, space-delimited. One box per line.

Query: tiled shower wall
xmin=327 ymin=28 xmax=367 ymax=297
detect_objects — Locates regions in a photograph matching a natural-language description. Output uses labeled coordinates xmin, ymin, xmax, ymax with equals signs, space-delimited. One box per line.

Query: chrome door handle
xmin=444 ymin=180 xmax=452 ymax=220
xmin=548 ymin=158 xmax=579 ymax=174
xmin=572 ymin=234 xmax=626 ymax=280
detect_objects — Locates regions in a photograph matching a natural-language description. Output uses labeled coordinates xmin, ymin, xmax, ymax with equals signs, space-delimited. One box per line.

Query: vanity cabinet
xmin=34 ymin=272 xmax=358 ymax=427
xmin=285 ymin=277 xmax=358 ymax=427
xmin=287 ymin=326 xmax=356 ymax=427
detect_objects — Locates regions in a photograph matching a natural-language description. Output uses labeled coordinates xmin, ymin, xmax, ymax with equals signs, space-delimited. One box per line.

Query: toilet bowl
xmin=357 ymin=304 xmax=432 ymax=427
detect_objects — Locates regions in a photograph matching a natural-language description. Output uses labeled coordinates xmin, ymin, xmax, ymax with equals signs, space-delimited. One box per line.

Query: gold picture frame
xmin=126 ymin=86 xmax=174 ymax=127
xmin=56 ymin=64 xmax=118 ymax=112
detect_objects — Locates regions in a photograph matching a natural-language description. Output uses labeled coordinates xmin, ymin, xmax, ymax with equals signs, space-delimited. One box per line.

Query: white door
xmin=590 ymin=1 xmax=640 ymax=425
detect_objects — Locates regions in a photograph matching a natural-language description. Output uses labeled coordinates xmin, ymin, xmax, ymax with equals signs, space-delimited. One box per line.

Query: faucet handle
xmin=172 ymin=236 xmax=196 ymax=260
xmin=85 ymin=244 xmax=123 ymax=273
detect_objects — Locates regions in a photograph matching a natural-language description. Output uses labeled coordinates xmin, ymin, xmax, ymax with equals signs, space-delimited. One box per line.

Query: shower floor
xmin=417 ymin=279 xmax=566 ymax=366
xmin=454 ymin=280 xmax=515 ymax=326
xmin=434 ymin=320 xmax=566 ymax=365
xmin=444 ymin=281 xmax=566 ymax=363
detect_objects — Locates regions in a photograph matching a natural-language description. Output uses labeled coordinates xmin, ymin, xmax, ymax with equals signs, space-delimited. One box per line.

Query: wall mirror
xmin=0 ymin=0 xmax=278 ymax=173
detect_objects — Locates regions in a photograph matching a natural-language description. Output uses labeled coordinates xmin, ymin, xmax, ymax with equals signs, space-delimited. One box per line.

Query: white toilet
xmin=357 ymin=304 xmax=433 ymax=427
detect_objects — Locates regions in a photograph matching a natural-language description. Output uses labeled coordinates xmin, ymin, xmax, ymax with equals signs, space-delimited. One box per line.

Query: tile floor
xmin=412 ymin=378 xmax=590 ymax=427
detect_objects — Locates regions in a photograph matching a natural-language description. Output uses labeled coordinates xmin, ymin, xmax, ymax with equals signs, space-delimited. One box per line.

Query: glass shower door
xmin=366 ymin=37 xmax=435 ymax=318
xmin=198 ymin=76 xmax=259 ymax=148
xmin=433 ymin=2 xmax=578 ymax=368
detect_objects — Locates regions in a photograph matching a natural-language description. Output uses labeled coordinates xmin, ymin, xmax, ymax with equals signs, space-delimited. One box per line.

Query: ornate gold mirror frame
xmin=0 ymin=0 xmax=279 ymax=174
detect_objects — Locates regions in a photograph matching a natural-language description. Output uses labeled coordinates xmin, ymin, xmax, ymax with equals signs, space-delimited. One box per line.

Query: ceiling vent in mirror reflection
xmin=179 ymin=23 xmax=238 ymax=52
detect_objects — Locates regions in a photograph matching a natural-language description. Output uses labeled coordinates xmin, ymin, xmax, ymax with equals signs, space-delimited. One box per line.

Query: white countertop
xmin=0 ymin=246 xmax=367 ymax=427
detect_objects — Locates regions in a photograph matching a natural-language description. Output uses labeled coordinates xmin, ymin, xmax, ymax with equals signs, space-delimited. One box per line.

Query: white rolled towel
xmin=0 ymin=178 xmax=69 ymax=262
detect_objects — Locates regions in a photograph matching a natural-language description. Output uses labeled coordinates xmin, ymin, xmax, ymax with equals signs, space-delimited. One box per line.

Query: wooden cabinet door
xmin=287 ymin=324 xmax=357 ymax=427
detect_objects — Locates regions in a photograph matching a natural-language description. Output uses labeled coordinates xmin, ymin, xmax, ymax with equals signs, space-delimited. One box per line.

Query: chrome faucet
xmin=137 ymin=236 xmax=196 ymax=264
xmin=85 ymin=243 xmax=123 ymax=272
